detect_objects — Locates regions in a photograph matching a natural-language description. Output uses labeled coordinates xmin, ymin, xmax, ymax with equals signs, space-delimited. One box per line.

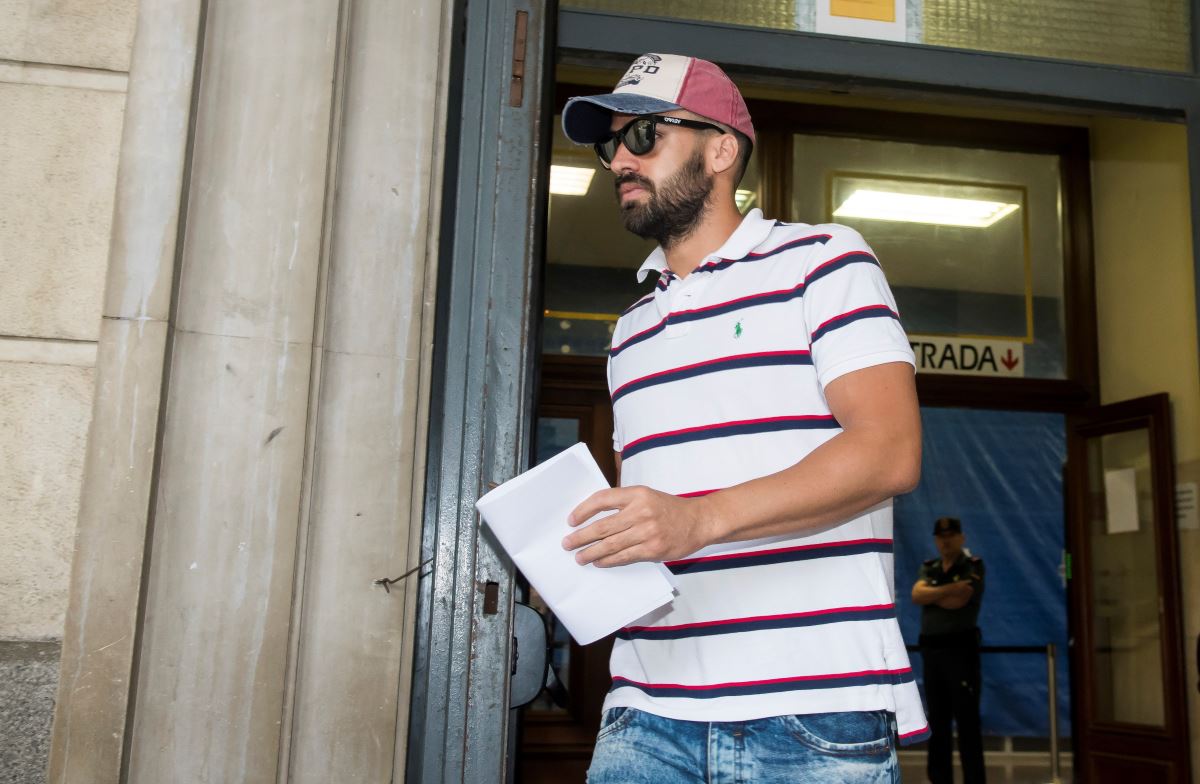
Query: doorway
xmin=512 ymin=81 xmax=1191 ymax=783
xmin=895 ymin=407 xmax=1072 ymax=782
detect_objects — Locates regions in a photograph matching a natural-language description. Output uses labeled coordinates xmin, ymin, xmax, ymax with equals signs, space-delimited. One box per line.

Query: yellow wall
xmin=1092 ymin=118 xmax=1200 ymax=458
xmin=1091 ymin=116 xmax=1200 ymax=776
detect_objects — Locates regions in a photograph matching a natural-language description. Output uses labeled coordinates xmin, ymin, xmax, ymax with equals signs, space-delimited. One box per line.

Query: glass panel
xmin=923 ymin=0 xmax=1189 ymax=73
xmin=543 ymin=114 xmax=762 ymax=357
xmin=536 ymin=416 xmax=583 ymax=463
xmin=564 ymin=0 xmax=798 ymax=31
xmin=564 ymin=0 xmax=1189 ymax=72
xmin=793 ymin=134 xmax=1067 ymax=379
xmin=1086 ymin=428 xmax=1166 ymax=727
xmin=528 ymin=416 xmax=583 ymax=711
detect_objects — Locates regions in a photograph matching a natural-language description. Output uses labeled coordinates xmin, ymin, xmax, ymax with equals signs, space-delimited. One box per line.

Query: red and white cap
xmin=562 ymin=53 xmax=755 ymax=145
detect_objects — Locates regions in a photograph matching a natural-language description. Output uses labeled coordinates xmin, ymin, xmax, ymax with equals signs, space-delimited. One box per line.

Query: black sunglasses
xmin=593 ymin=114 xmax=725 ymax=168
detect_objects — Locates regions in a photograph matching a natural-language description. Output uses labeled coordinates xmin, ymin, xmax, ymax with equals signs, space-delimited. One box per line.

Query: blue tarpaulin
xmin=894 ymin=407 xmax=1071 ymax=738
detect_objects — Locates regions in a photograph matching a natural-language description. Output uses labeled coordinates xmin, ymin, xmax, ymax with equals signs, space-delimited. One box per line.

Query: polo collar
xmin=635 ymin=208 xmax=775 ymax=283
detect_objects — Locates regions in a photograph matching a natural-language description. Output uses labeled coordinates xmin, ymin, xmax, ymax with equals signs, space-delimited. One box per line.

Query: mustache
xmin=614 ymin=172 xmax=655 ymax=196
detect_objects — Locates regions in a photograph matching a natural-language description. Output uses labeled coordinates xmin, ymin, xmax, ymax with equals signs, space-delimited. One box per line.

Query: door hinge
xmin=509 ymin=10 xmax=528 ymax=107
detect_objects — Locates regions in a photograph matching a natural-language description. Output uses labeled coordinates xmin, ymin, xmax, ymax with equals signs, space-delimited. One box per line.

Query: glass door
xmin=1067 ymin=394 xmax=1191 ymax=782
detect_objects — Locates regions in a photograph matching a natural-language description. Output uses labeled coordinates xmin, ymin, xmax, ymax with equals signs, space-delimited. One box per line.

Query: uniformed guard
xmin=911 ymin=516 xmax=986 ymax=784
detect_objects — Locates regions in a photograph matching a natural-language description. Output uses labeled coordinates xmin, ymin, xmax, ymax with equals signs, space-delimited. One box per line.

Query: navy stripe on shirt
xmin=622 ymin=295 xmax=655 ymax=317
xmin=609 ymin=251 xmax=885 ymax=358
xmin=810 ymin=304 xmax=900 ymax=343
xmin=692 ymin=234 xmax=833 ymax=275
xmin=617 ymin=603 xmax=896 ymax=641
xmin=621 ymin=414 xmax=839 ymax=460
xmin=609 ymin=667 xmax=916 ymax=699
xmin=609 ymin=283 xmax=807 ymax=357
xmin=610 ymin=350 xmax=812 ymax=405
xmin=665 ymin=538 xmax=893 ymax=575
xmin=804 ymin=251 xmax=880 ymax=288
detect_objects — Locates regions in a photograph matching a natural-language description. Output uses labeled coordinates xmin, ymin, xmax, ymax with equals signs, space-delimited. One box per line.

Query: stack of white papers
xmin=475 ymin=443 xmax=676 ymax=644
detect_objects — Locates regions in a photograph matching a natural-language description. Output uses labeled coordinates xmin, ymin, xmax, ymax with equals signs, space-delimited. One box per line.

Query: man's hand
xmin=563 ymin=485 xmax=714 ymax=567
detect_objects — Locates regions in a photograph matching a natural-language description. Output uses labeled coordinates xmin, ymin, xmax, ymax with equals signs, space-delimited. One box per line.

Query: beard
xmin=615 ymin=149 xmax=713 ymax=249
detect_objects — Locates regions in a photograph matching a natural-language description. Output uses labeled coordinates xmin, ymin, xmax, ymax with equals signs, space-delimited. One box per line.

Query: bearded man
xmin=559 ymin=54 xmax=927 ymax=783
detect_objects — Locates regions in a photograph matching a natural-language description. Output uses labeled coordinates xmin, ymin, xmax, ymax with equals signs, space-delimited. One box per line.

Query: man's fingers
xmin=569 ymin=487 xmax=630 ymax=526
xmin=574 ymin=527 xmax=644 ymax=566
xmin=562 ymin=510 xmax=630 ymax=551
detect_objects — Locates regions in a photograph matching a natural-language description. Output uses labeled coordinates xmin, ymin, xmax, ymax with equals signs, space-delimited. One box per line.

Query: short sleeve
xmin=917 ymin=561 xmax=934 ymax=583
xmin=800 ymin=225 xmax=915 ymax=389
xmin=606 ymin=354 xmax=623 ymax=452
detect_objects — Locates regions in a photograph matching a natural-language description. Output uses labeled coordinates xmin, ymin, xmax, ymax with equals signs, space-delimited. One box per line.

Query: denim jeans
xmin=587 ymin=708 xmax=900 ymax=784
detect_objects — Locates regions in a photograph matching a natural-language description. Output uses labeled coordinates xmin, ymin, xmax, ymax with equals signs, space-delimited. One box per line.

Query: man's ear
xmin=708 ymin=133 xmax=740 ymax=176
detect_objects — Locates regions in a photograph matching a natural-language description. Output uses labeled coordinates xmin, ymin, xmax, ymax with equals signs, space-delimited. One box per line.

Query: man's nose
xmin=609 ymin=139 xmax=639 ymax=174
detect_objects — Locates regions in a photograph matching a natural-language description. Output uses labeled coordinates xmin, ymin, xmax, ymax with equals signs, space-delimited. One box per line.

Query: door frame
xmin=403 ymin=0 xmax=555 ymax=780
xmin=1066 ymin=393 xmax=1192 ymax=781
xmin=409 ymin=4 xmax=1200 ymax=780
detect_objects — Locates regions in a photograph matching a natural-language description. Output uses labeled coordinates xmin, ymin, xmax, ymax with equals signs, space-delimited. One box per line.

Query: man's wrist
xmin=691 ymin=492 xmax=725 ymax=548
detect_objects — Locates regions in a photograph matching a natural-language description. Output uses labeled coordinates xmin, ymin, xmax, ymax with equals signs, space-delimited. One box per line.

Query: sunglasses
xmin=594 ymin=114 xmax=725 ymax=168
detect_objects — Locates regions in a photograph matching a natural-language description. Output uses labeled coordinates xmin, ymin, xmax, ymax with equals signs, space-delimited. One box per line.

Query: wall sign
xmin=909 ymin=335 xmax=1026 ymax=377
xmin=814 ymin=0 xmax=906 ymax=41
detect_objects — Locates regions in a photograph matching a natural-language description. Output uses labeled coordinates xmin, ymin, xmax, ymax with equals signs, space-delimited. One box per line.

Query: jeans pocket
xmin=782 ymin=711 xmax=891 ymax=757
xmin=596 ymin=707 xmax=637 ymax=742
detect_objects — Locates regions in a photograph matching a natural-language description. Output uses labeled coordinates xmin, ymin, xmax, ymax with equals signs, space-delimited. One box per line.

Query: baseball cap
xmin=562 ymin=53 xmax=755 ymax=145
xmin=933 ymin=517 xmax=963 ymax=535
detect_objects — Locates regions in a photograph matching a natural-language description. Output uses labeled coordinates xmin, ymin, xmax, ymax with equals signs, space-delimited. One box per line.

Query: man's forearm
xmin=697 ymin=422 xmax=920 ymax=546
xmin=935 ymin=581 xmax=974 ymax=609
xmin=911 ymin=581 xmax=943 ymax=605
xmin=912 ymin=580 xmax=972 ymax=608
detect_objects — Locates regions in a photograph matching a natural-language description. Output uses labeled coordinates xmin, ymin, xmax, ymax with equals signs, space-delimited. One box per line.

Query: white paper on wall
xmin=1176 ymin=481 xmax=1198 ymax=531
xmin=1104 ymin=467 xmax=1140 ymax=534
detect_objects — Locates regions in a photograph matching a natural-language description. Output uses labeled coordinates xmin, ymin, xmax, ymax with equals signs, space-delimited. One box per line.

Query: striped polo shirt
xmin=604 ymin=208 xmax=929 ymax=744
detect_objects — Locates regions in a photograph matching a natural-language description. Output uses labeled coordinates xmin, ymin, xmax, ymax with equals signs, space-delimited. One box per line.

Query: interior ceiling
xmin=547 ymin=115 xmax=1065 ymax=299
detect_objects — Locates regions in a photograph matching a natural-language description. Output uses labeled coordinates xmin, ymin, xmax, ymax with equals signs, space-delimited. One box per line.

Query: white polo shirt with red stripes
xmin=604 ymin=208 xmax=929 ymax=744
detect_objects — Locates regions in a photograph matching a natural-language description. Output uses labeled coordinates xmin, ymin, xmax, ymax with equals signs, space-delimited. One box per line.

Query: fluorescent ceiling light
xmin=550 ymin=165 xmax=595 ymax=196
xmin=735 ymin=189 xmax=757 ymax=212
xmin=833 ymin=189 xmax=1020 ymax=228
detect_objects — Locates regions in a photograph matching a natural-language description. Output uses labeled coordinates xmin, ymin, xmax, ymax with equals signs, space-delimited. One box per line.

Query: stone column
xmin=48 ymin=0 xmax=451 ymax=780
xmin=281 ymin=0 xmax=448 ymax=780
xmin=47 ymin=1 xmax=203 ymax=780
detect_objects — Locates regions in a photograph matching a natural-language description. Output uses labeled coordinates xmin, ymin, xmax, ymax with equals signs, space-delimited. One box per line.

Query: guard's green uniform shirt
xmin=918 ymin=552 xmax=985 ymax=637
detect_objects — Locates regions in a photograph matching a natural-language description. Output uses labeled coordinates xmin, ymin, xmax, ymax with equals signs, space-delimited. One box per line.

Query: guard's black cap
xmin=933 ymin=517 xmax=962 ymax=535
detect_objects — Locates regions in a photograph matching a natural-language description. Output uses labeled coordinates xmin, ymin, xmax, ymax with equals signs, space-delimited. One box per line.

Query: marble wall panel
xmin=172 ymin=1 xmax=338 ymax=345
xmin=0 ymin=360 xmax=93 ymax=640
xmin=287 ymin=351 xmax=424 ymax=782
xmin=46 ymin=317 xmax=168 ymax=784
xmin=0 ymin=81 xmax=125 ymax=340
xmin=127 ymin=330 xmax=312 ymax=783
xmin=0 ymin=0 xmax=139 ymax=72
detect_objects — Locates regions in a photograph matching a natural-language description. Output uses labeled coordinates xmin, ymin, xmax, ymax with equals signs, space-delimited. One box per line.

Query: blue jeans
xmin=587 ymin=708 xmax=900 ymax=783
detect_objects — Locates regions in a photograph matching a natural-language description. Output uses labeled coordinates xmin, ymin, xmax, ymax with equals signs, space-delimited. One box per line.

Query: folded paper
xmin=475 ymin=442 xmax=676 ymax=644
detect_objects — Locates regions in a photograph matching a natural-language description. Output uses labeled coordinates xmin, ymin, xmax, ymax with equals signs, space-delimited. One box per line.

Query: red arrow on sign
xmin=1001 ymin=349 xmax=1020 ymax=371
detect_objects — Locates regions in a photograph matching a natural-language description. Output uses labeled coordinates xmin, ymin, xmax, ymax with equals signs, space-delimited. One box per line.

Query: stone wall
xmin=0 ymin=2 xmax=138 ymax=781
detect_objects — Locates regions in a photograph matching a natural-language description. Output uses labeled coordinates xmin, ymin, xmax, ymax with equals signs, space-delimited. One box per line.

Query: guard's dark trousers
xmin=921 ymin=633 xmax=986 ymax=784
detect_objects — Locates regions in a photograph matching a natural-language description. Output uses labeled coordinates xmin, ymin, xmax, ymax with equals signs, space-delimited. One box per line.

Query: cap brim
xmin=561 ymin=93 xmax=681 ymax=144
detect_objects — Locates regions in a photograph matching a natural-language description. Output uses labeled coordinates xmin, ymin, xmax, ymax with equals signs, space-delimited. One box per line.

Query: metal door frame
xmin=405 ymin=0 xmax=554 ymax=780
xmin=408 ymin=5 xmax=1200 ymax=781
